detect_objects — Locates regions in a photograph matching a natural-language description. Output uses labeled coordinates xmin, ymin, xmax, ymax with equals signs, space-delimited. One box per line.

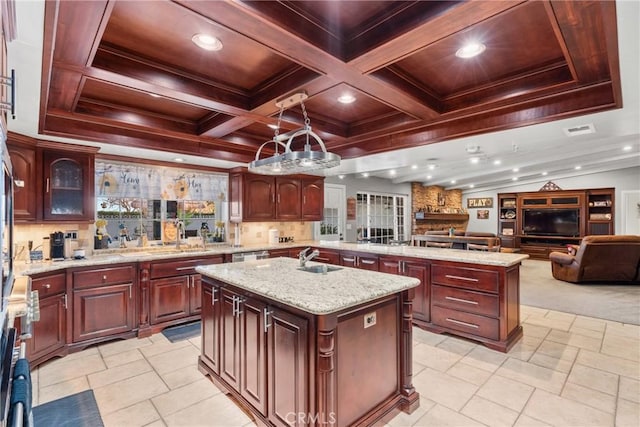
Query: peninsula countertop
xmin=196 ymin=257 xmax=420 ymax=315
xmin=17 ymin=239 xmax=528 ymax=276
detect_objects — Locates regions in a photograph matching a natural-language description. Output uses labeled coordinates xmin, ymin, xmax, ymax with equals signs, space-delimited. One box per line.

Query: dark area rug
xmin=162 ymin=321 xmax=201 ymax=343
xmin=33 ymin=390 xmax=103 ymax=427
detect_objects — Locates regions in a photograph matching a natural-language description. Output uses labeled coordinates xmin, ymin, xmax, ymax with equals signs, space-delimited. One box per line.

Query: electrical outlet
xmin=364 ymin=311 xmax=376 ymax=329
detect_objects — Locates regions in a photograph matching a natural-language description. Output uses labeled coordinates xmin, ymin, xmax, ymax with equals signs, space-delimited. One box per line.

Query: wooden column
xmin=400 ymin=288 xmax=420 ymax=412
xmin=316 ymin=315 xmax=337 ymax=426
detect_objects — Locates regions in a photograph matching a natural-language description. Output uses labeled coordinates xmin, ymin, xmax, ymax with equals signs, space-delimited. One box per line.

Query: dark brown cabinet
xmin=312 ymin=247 xmax=340 ymax=265
xmin=25 ymin=272 xmax=67 ymax=364
xmin=71 ymin=264 xmax=136 ymax=343
xmin=7 ymin=142 xmax=37 ymax=221
xmin=148 ymin=256 xmax=223 ymax=326
xmin=43 ymin=150 xmax=95 ymax=222
xmin=229 ymin=171 xmax=324 ymax=222
xmin=379 ymin=256 xmax=430 ymax=321
xmin=7 ymin=133 xmax=97 ymax=223
xmin=201 ymin=280 xmax=310 ymax=426
xmin=219 ymin=288 xmax=268 ymax=416
xmin=201 ymin=284 xmax=220 ymax=374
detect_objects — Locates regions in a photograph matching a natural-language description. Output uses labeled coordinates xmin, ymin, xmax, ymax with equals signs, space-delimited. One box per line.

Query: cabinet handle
xmin=46 ymin=178 xmax=50 ymax=193
xmin=43 ymin=283 xmax=51 ymax=289
xmin=263 ymin=307 xmax=274 ymax=333
xmin=103 ymin=275 xmax=107 ymax=281
xmin=397 ymin=261 xmax=402 ymax=274
xmin=445 ymin=296 xmax=478 ymax=305
xmin=176 ymin=266 xmax=192 ymax=271
xmin=445 ymin=318 xmax=479 ymax=329
xmin=444 ymin=274 xmax=479 ymax=282
xmin=303 ymin=195 xmax=306 ymax=204
xmin=128 ymin=284 xmax=132 ymax=299
xmin=361 ymin=259 xmax=375 ymax=265
xmin=272 ymin=193 xmax=275 ymax=204
xmin=277 ymin=194 xmax=280 ymax=203
xmin=343 ymin=257 xmax=355 ymax=263
xmin=212 ymin=288 xmax=218 ymax=306
xmin=63 ymin=294 xmax=68 ymax=309
xmin=236 ymin=297 xmax=245 ymax=316
xmin=232 ymin=296 xmax=237 ymax=317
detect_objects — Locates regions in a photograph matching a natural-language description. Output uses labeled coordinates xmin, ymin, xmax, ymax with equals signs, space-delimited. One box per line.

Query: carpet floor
xmin=519 ymin=259 xmax=640 ymax=325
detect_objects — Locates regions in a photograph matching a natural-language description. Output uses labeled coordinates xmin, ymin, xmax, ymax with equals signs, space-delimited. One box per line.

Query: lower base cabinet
xmin=26 ymin=293 xmax=66 ymax=363
xmin=72 ymin=283 xmax=135 ymax=342
xmin=202 ymin=282 xmax=313 ymax=426
xmin=379 ymin=256 xmax=430 ymax=321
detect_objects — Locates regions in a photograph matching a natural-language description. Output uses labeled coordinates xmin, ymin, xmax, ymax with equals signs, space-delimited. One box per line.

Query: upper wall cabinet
xmin=229 ymin=171 xmax=324 ymax=222
xmin=8 ymin=133 xmax=97 ymax=223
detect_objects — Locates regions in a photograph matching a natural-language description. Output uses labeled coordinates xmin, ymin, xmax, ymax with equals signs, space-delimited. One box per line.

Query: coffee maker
xmin=50 ymin=231 xmax=65 ymax=260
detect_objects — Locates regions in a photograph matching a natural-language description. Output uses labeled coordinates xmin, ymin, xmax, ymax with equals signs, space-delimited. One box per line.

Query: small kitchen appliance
xmin=50 ymin=231 xmax=66 ymax=260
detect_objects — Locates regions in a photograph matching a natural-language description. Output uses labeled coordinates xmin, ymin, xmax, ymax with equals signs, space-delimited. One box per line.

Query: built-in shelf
xmin=415 ymin=213 xmax=469 ymax=221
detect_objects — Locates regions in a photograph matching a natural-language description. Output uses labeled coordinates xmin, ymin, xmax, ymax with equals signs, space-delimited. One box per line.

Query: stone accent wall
xmin=411 ymin=183 xmax=468 ymax=234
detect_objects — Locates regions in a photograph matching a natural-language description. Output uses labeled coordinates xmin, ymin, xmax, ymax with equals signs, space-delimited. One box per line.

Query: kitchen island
xmin=196 ymin=257 xmax=421 ymax=427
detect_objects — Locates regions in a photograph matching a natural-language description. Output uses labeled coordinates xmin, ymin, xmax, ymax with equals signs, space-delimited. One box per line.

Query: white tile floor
xmin=32 ymin=305 xmax=640 ymax=427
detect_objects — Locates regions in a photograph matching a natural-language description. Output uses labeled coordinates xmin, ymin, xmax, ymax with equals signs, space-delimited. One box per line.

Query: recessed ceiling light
xmin=574 ymin=165 xmax=582 ymax=170
xmin=362 ymin=172 xmax=369 ymax=178
xmin=493 ymin=159 xmax=501 ymax=166
xmin=389 ymin=169 xmax=396 ymax=176
xmin=512 ymin=167 xmax=519 ymax=172
xmin=338 ymin=174 xmax=345 ymax=179
xmin=450 ymin=180 xmax=456 ymax=184
xmin=337 ymin=94 xmax=356 ymax=104
xmin=426 ymin=175 xmax=432 ymax=180
xmin=541 ymin=171 xmax=548 ymax=176
xmin=455 ymin=42 xmax=486 ymax=58
xmin=411 ymin=164 xmax=418 ymax=170
xmin=428 ymin=164 xmax=436 ymax=170
xmin=512 ymin=177 xmax=518 ymax=181
xmin=469 ymin=184 xmax=475 ymax=188
xmin=192 ymin=33 xmax=223 ymax=51
xmin=174 ymin=158 xmax=184 ymax=163
xmin=623 ymin=145 xmax=632 ymax=151
xmin=470 ymin=157 xmax=479 ymax=164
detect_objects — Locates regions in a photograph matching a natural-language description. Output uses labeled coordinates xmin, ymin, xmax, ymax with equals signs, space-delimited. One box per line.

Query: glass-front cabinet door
xmin=43 ymin=151 xmax=94 ymax=221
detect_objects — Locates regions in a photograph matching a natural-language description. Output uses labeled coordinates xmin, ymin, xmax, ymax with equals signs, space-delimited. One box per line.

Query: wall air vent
xmin=563 ymin=123 xmax=595 ymax=137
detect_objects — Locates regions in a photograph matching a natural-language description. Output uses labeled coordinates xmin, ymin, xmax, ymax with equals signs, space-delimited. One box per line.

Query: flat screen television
xmin=522 ymin=208 xmax=580 ymax=237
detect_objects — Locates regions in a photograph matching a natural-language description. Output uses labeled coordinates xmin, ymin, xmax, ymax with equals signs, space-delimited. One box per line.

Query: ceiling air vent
xmin=563 ymin=123 xmax=595 ymax=137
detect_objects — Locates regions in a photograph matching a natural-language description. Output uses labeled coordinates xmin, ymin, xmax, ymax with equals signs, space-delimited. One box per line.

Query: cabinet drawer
xmin=73 ymin=265 xmax=136 ymax=289
xmin=432 ymin=264 xmax=499 ymax=293
xmin=32 ymin=273 xmax=66 ymax=296
xmin=431 ymin=306 xmax=499 ymax=341
xmin=431 ymin=285 xmax=499 ymax=318
xmin=150 ymin=256 xmax=223 ymax=279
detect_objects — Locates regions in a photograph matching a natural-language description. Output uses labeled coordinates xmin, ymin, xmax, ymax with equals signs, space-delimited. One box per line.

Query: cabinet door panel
xmin=267 ymin=308 xmax=308 ymax=427
xmin=404 ymin=261 xmax=430 ymax=321
xmin=201 ymin=285 xmax=219 ymax=374
xmin=27 ymin=294 xmax=66 ymax=362
xmin=189 ymin=275 xmax=202 ymax=315
xmin=244 ymin=175 xmax=275 ymax=220
xmin=149 ymin=277 xmax=190 ymax=324
xmin=8 ymin=144 xmax=37 ymax=221
xmin=275 ymin=178 xmax=301 ymax=220
xmin=220 ymin=289 xmax=241 ymax=389
xmin=301 ymin=178 xmax=323 ymax=221
xmin=43 ymin=151 xmax=94 ymax=222
xmin=73 ymin=284 xmax=134 ymax=342
xmin=241 ymin=298 xmax=267 ymax=416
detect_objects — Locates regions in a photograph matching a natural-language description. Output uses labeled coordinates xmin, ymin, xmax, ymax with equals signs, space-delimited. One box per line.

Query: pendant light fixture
xmin=248 ymin=91 xmax=340 ymax=175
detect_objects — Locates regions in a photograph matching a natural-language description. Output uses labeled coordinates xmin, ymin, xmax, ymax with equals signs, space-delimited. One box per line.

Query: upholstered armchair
xmin=549 ymin=235 xmax=640 ymax=283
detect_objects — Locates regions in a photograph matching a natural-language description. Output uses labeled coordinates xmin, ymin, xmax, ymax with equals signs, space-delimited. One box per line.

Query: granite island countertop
xmin=196 ymin=257 xmax=420 ymax=315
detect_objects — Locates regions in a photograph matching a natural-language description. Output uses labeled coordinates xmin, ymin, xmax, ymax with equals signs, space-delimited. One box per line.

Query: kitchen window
xmin=356 ymin=192 xmax=408 ymax=243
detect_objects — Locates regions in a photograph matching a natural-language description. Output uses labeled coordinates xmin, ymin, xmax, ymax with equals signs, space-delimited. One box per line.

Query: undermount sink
xmin=297 ymin=265 xmax=342 ymax=274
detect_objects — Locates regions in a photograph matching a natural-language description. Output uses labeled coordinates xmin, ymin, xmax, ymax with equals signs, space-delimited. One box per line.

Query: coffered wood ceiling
xmin=40 ymin=1 xmax=622 ymax=178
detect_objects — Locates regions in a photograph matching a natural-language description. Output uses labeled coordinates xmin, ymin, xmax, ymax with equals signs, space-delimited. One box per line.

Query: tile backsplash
xmin=230 ymin=222 xmax=314 ymax=246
